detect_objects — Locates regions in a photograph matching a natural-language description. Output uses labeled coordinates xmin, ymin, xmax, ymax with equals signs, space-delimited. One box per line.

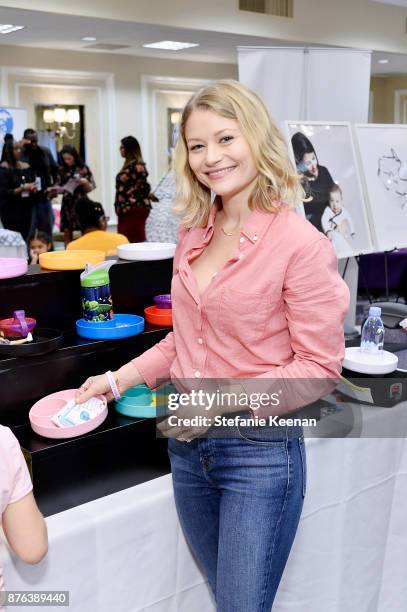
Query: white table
xmin=3 ymin=429 xmax=407 ymax=611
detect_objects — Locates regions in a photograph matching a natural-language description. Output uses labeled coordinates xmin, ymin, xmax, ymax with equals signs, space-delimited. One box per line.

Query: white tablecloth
xmin=3 ymin=434 xmax=407 ymax=611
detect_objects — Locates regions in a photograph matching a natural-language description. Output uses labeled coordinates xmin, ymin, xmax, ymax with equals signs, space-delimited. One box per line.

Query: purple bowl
xmin=154 ymin=294 xmax=172 ymax=309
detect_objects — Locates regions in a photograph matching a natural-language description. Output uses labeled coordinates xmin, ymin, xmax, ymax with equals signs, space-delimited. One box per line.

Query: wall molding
xmin=0 ymin=65 xmax=117 ymax=215
xmin=394 ymin=88 xmax=407 ymax=123
xmin=141 ymin=75 xmax=211 ymax=184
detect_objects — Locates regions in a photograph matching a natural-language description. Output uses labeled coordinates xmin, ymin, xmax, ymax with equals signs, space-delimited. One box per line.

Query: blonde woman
xmin=77 ymin=80 xmax=349 ymax=610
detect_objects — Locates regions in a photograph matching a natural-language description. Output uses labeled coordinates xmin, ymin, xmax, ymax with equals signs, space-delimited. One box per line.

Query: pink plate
xmin=0 ymin=258 xmax=28 ymax=280
xmin=29 ymin=389 xmax=108 ymax=439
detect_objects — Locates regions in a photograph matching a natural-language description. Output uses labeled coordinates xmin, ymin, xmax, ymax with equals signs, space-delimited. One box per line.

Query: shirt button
xmin=239 ymin=236 xmax=245 ymax=243
xmin=238 ymin=253 xmax=244 ymax=259
xmin=253 ymin=234 xmax=258 ymax=241
xmin=197 ymin=338 xmax=203 ymax=344
xmin=194 ymin=370 xmax=201 ymax=378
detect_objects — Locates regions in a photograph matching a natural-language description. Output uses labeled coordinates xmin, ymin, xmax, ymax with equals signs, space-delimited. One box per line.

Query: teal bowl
xmin=115 ymin=384 xmax=156 ymax=418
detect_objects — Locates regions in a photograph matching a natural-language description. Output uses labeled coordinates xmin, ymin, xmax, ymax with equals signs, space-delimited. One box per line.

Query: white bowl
xmin=343 ymin=346 xmax=398 ymax=375
xmin=117 ymin=242 xmax=176 ymax=261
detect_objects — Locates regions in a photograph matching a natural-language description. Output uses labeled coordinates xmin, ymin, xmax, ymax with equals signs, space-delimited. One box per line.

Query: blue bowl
xmin=76 ymin=314 xmax=144 ymax=340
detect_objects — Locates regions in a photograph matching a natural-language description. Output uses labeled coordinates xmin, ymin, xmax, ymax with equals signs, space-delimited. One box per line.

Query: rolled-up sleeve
xmin=131 ymin=227 xmax=188 ymax=389
xmin=259 ymin=236 xmax=349 ymax=380
xmin=132 ymin=332 xmax=176 ymax=389
xmin=244 ymin=236 xmax=349 ymax=417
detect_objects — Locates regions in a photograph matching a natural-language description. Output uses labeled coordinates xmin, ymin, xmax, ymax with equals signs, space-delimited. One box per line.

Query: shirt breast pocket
xmin=218 ymin=288 xmax=271 ymax=345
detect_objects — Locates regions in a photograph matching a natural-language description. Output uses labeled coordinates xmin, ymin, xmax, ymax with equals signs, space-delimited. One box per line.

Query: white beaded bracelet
xmin=106 ymin=370 xmax=121 ymax=400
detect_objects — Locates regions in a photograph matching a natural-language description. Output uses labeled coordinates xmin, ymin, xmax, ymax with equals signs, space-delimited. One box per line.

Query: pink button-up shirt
xmin=133 ymin=204 xmax=349 ymax=395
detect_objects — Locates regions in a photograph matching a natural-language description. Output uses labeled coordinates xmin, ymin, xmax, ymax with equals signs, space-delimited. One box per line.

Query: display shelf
xmin=13 ymin=409 xmax=170 ymax=516
xmin=0 ymin=257 xmax=174 ymax=515
xmin=0 ymin=258 xmax=173 ymax=331
xmin=0 ymin=326 xmax=171 ymax=426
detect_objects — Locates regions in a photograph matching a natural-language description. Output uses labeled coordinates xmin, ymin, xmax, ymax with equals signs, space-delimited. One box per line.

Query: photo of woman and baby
xmin=289 ymin=127 xmax=372 ymax=259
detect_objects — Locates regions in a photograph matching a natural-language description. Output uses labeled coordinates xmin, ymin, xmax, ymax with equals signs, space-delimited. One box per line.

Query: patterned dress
xmin=59 ymin=164 xmax=96 ymax=233
xmin=115 ymin=161 xmax=156 ymax=242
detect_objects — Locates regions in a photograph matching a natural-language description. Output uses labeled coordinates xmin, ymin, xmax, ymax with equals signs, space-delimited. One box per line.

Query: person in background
xmin=114 ymin=136 xmax=157 ymax=243
xmin=27 ymin=230 xmax=52 ymax=264
xmin=21 ymin=128 xmax=57 ymax=238
xmin=67 ymin=197 xmax=128 ymax=255
xmin=291 ymin=132 xmax=334 ymax=232
xmin=57 ymin=145 xmax=96 ymax=246
xmin=0 ymin=425 xmax=48 ymax=608
xmin=0 ymin=137 xmax=36 ymax=240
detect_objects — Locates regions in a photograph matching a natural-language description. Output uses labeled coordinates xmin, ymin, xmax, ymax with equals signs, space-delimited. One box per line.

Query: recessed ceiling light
xmin=81 ymin=36 xmax=97 ymax=42
xmin=143 ymin=40 xmax=199 ymax=51
xmin=0 ymin=24 xmax=25 ymax=34
xmin=378 ymin=59 xmax=390 ymax=64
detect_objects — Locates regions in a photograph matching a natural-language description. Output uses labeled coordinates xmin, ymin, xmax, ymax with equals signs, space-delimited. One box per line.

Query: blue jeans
xmin=29 ymin=198 xmax=54 ymax=238
xmin=168 ymin=432 xmax=306 ymax=612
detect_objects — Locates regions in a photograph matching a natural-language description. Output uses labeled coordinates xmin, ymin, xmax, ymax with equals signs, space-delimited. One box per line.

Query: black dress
xmin=59 ymin=164 xmax=96 ymax=233
xmin=302 ymin=165 xmax=334 ymax=233
xmin=0 ymin=166 xmax=35 ymax=240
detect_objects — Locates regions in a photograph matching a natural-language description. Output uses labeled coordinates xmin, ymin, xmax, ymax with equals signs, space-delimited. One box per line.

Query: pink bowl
xmin=0 ymin=258 xmax=28 ymax=280
xmin=29 ymin=389 xmax=108 ymax=439
xmin=0 ymin=315 xmax=36 ymax=338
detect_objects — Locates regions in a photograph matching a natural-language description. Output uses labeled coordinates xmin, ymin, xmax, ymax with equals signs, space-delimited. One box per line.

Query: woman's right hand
xmin=75 ymin=362 xmax=144 ymax=404
xmin=75 ymin=373 xmax=114 ymax=404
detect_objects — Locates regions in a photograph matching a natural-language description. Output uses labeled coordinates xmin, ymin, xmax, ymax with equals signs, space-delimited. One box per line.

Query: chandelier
xmin=42 ymin=107 xmax=80 ymax=140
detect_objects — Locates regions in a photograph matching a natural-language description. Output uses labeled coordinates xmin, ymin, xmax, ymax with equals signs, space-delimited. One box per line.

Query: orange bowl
xmin=144 ymin=305 xmax=172 ymax=327
xmin=39 ymin=250 xmax=105 ymax=270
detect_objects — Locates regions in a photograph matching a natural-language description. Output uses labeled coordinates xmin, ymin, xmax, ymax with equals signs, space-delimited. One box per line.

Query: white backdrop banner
xmin=307 ymin=50 xmax=372 ymax=123
xmin=0 ymin=106 xmax=27 ymax=147
xmin=238 ymin=48 xmax=305 ymax=125
xmin=237 ymin=48 xmax=372 ymax=125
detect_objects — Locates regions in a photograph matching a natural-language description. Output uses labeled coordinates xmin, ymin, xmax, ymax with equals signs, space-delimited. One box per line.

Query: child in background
xmin=321 ymin=184 xmax=355 ymax=253
xmin=0 ymin=426 xmax=48 ymax=608
xmin=28 ymin=230 xmax=52 ymax=264
xmin=67 ymin=198 xmax=128 ymax=256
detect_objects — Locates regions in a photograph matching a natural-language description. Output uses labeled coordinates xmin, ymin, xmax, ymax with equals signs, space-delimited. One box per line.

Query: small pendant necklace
xmin=221 ymin=225 xmax=241 ymax=236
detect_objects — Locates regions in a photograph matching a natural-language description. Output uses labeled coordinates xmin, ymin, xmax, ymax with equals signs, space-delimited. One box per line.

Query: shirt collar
xmin=240 ymin=208 xmax=278 ymax=243
xmin=202 ymin=202 xmax=217 ymax=241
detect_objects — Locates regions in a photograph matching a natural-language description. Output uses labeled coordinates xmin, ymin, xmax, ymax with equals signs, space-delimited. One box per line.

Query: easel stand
xmin=339 ymin=257 xmax=359 ymax=336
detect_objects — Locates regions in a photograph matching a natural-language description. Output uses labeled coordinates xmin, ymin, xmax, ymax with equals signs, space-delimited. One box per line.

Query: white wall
xmin=0 ymin=44 xmax=237 ymax=214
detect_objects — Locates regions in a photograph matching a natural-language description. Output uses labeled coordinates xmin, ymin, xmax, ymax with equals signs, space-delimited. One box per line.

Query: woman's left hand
xmin=157 ymin=399 xmax=220 ymax=442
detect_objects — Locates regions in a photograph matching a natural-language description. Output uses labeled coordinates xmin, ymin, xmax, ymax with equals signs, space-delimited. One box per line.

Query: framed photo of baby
xmin=285 ymin=121 xmax=374 ymax=259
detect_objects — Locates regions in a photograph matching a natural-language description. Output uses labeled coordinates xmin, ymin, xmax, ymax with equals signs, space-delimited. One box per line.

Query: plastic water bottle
xmin=360 ymin=306 xmax=385 ymax=354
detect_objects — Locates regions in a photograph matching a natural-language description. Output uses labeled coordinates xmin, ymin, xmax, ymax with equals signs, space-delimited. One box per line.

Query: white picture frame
xmin=284 ymin=121 xmax=374 ymax=259
xmin=354 ymin=123 xmax=407 ymax=252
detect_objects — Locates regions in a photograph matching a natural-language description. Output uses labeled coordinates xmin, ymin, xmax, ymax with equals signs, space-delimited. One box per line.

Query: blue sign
xmin=0 ymin=108 xmax=14 ymax=138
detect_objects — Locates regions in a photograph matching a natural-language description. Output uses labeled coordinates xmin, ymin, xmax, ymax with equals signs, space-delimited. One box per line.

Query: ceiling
xmin=0 ymin=6 xmax=406 ymax=75
xmin=370 ymin=0 xmax=407 ymax=7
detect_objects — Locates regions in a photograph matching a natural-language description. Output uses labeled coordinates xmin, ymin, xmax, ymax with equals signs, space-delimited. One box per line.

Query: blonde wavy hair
xmin=173 ymin=79 xmax=303 ymax=228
